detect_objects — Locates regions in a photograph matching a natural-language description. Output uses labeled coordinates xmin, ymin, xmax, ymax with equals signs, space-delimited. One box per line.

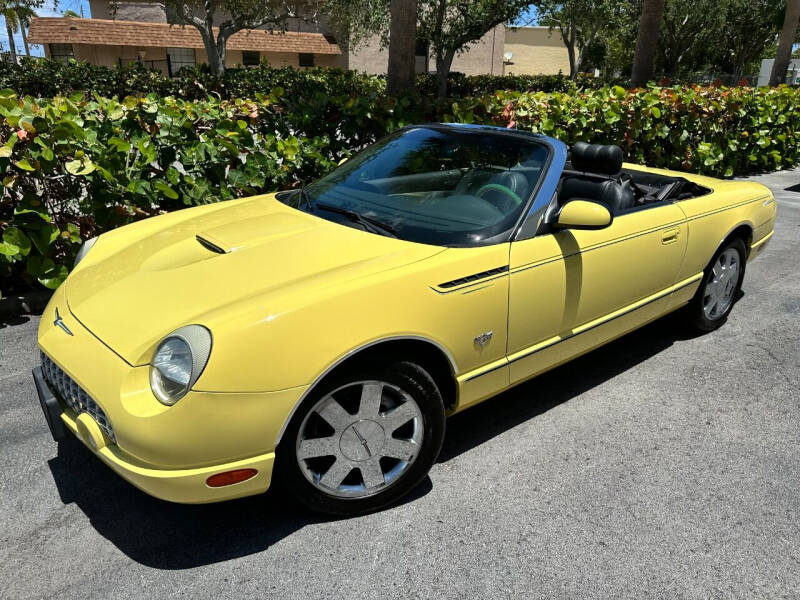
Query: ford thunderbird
xmin=33 ymin=124 xmax=776 ymax=515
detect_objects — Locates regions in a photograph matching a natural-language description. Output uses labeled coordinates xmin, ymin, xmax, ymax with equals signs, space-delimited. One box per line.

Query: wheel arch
xmin=274 ymin=336 xmax=458 ymax=447
xmin=715 ymin=222 xmax=754 ymax=260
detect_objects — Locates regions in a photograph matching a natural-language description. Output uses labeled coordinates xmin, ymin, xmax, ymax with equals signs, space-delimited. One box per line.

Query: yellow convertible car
xmin=34 ymin=124 xmax=776 ymax=514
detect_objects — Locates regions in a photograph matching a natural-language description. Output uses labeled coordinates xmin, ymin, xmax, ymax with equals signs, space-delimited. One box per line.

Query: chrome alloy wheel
xmin=295 ymin=380 xmax=424 ymax=499
xmin=703 ymin=248 xmax=740 ymax=319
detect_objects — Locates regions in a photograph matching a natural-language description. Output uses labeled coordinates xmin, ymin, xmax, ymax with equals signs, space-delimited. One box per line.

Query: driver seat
xmin=479 ymin=170 xmax=530 ymax=213
xmin=558 ymin=142 xmax=634 ymax=214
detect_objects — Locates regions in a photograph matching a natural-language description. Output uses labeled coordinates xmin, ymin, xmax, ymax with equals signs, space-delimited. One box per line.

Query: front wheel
xmin=275 ymin=361 xmax=445 ymax=515
xmin=688 ymin=237 xmax=747 ymax=332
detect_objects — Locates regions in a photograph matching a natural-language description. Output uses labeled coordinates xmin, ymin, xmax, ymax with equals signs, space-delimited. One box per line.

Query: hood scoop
xmin=196 ymin=213 xmax=315 ymax=253
xmin=196 ymin=234 xmax=228 ymax=254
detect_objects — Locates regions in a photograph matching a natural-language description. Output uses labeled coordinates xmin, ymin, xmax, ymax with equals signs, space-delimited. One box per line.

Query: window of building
xmin=242 ymin=50 xmax=260 ymax=67
xmin=298 ymin=53 xmax=314 ymax=67
xmin=167 ymin=47 xmax=196 ymax=76
xmin=414 ymin=39 xmax=429 ymax=73
xmin=50 ymin=43 xmax=74 ymax=62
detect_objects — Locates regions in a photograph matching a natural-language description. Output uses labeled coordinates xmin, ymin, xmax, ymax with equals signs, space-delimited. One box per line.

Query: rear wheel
xmin=688 ymin=237 xmax=747 ymax=332
xmin=276 ymin=361 xmax=445 ymax=515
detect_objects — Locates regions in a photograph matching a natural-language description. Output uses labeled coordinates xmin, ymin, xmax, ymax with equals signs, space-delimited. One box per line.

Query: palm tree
xmin=1 ymin=4 xmax=20 ymax=63
xmin=386 ymin=0 xmax=417 ymax=97
xmin=14 ymin=4 xmax=35 ymax=56
xmin=1 ymin=1 xmax=36 ymax=62
xmin=630 ymin=0 xmax=665 ymax=87
xmin=769 ymin=0 xmax=800 ymax=85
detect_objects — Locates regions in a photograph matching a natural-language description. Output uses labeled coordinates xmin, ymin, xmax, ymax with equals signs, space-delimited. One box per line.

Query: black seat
xmin=559 ymin=175 xmax=635 ymax=214
xmin=478 ymin=169 xmax=531 ymax=213
xmin=558 ymin=142 xmax=634 ymax=214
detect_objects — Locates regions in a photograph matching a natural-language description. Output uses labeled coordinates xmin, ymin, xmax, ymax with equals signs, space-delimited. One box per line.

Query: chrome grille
xmin=40 ymin=352 xmax=116 ymax=443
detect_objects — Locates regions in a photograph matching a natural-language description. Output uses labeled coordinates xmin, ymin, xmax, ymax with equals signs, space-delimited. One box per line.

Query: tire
xmin=688 ymin=237 xmax=747 ymax=332
xmin=275 ymin=361 xmax=446 ymax=516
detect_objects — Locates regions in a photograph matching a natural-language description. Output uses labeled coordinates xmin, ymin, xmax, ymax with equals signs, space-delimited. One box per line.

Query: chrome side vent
xmin=196 ymin=235 xmax=227 ymax=254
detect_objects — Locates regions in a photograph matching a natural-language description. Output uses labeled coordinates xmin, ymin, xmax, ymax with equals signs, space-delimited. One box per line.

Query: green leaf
xmin=65 ymin=158 xmax=95 ymax=175
xmin=14 ymin=159 xmax=36 ymax=171
xmin=0 ymin=241 xmax=16 ymax=257
xmin=31 ymin=223 xmax=60 ymax=254
xmin=39 ymin=265 xmax=69 ymax=289
xmin=166 ymin=166 xmax=181 ymax=185
xmin=650 ymin=107 xmax=661 ymax=118
xmin=108 ymin=136 xmax=131 ymax=152
xmin=65 ymin=159 xmax=82 ymax=174
xmin=2 ymin=227 xmax=32 ymax=256
xmin=154 ymin=181 xmax=179 ymax=199
xmin=18 ymin=116 xmax=36 ymax=133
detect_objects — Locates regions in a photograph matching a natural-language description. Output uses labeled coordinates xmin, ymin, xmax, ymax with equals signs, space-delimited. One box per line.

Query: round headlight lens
xmin=149 ymin=325 xmax=212 ymax=405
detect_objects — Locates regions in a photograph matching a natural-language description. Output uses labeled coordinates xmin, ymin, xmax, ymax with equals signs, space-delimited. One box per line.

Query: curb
xmin=0 ymin=290 xmax=53 ymax=320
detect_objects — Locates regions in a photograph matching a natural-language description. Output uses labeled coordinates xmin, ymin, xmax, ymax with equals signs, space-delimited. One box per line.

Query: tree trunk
xmin=5 ymin=22 xmax=17 ymax=64
xmin=631 ymin=0 xmax=665 ymax=87
xmin=196 ymin=23 xmax=224 ymax=75
xmin=769 ymin=0 xmax=800 ymax=86
xmin=387 ymin=0 xmax=417 ymax=97
xmin=20 ymin=22 xmax=29 ymax=56
xmin=435 ymin=50 xmax=454 ymax=100
xmin=566 ymin=43 xmax=576 ymax=79
xmin=562 ymin=27 xmax=577 ymax=79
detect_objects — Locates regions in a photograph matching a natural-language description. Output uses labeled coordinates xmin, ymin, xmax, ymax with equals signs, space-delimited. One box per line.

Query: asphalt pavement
xmin=1 ymin=170 xmax=799 ymax=599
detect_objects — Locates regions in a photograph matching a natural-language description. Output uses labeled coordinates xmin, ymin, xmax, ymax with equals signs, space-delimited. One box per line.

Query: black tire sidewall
xmin=275 ymin=361 xmax=446 ymax=516
xmin=691 ymin=237 xmax=747 ymax=331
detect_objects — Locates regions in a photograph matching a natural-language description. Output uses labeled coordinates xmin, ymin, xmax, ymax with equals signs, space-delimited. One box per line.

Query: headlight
xmin=73 ymin=236 xmax=98 ymax=267
xmin=149 ymin=325 xmax=212 ymax=405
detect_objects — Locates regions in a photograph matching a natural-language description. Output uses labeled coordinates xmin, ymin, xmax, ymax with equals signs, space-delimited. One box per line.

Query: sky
xmin=511 ymin=5 xmax=539 ymax=27
xmin=5 ymin=1 xmax=538 ymax=57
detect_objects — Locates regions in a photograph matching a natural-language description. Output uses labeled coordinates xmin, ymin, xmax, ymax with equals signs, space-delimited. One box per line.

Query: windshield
xmin=281 ymin=126 xmax=550 ymax=246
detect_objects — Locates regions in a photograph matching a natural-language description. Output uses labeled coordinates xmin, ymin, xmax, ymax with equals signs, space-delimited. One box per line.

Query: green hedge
xmin=1 ymin=84 xmax=798 ymax=297
xmin=451 ymin=84 xmax=800 ymax=176
xmin=0 ymin=58 xmax=605 ymax=101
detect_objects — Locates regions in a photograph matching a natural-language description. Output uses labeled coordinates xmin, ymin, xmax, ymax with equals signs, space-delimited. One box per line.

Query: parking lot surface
xmin=1 ymin=170 xmax=799 ymax=599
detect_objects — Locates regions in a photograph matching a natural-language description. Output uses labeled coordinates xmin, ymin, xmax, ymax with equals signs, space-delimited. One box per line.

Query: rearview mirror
xmin=556 ymin=199 xmax=612 ymax=230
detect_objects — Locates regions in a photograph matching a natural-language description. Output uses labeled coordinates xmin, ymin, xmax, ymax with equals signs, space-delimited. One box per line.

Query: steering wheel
xmin=475 ymin=183 xmax=523 ymax=213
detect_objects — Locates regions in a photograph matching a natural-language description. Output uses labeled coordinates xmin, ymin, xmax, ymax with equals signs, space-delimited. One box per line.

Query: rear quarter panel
xmin=673 ymin=179 xmax=775 ymax=280
xmin=624 ymin=163 xmax=775 ymax=278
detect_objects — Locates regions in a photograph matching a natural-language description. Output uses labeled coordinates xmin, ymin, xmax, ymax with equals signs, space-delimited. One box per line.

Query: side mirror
xmin=338 ymin=157 xmax=348 ymax=166
xmin=555 ymin=199 xmax=612 ymax=230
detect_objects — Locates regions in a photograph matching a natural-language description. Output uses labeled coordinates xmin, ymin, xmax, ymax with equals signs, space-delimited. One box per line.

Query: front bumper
xmin=34 ymin=363 xmax=275 ymax=502
xmin=35 ymin=285 xmax=307 ymax=503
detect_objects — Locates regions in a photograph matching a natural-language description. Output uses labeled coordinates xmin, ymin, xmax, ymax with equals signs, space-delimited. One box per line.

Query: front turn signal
xmin=206 ymin=469 xmax=258 ymax=487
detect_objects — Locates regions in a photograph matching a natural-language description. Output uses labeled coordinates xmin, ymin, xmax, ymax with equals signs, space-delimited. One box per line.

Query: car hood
xmin=65 ymin=194 xmax=443 ymax=365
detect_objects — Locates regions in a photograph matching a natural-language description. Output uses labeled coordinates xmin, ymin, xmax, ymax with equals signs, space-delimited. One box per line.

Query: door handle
xmin=661 ymin=228 xmax=680 ymax=244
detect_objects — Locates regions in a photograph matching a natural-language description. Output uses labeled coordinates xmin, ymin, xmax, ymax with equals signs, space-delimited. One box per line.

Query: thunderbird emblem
xmin=53 ymin=308 xmax=73 ymax=336
xmin=474 ymin=331 xmax=493 ymax=347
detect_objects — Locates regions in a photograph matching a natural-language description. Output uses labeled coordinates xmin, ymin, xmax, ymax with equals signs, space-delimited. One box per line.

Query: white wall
xmin=758 ymin=58 xmax=800 ymax=86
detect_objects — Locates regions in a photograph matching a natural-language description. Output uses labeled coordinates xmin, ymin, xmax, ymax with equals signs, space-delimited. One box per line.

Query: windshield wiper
xmin=315 ymin=202 xmax=398 ymax=238
xmin=296 ymin=186 xmax=314 ymax=212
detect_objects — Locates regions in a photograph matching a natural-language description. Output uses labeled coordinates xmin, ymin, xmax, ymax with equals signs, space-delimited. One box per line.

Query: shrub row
xmin=452 ymin=84 xmax=800 ymax=177
xmin=1 ymin=84 xmax=798 ymax=296
xmin=0 ymin=57 xmax=606 ymax=101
